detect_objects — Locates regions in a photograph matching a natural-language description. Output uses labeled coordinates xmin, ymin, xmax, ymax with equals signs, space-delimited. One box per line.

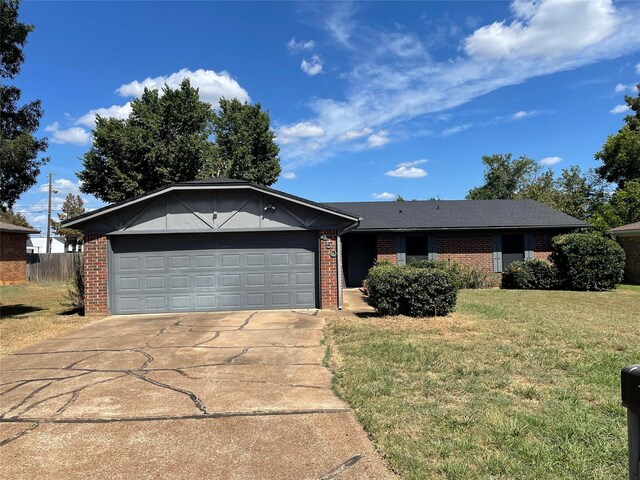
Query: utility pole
xmin=46 ymin=172 xmax=53 ymax=254
xmin=45 ymin=173 xmax=58 ymax=254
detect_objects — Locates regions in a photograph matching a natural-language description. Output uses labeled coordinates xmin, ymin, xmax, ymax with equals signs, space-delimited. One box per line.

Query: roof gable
xmin=62 ymin=179 xmax=359 ymax=234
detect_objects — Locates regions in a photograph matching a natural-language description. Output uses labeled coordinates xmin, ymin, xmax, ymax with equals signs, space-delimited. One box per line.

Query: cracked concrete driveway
xmin=0 ymin=310 xmax=392 ymax=479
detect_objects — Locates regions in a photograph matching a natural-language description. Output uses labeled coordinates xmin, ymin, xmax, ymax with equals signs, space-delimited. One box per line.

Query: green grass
xmin=328 ymin=287 xmax=640 ymax=479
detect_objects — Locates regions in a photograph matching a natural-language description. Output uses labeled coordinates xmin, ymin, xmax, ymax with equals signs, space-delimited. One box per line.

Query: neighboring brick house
xmin=328 ymin=199 xmax=586 ymax=287
xmin=62 ymin=179 xmax=587 ymax=315
xmin=609 ymin=221 xmax=640 ymax=284
xmin=0 ymin=221 xmax=39 ymax=284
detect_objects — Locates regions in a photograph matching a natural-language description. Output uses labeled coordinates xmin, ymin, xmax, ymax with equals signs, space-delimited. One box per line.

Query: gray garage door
xmin=109 ymin=233 xmax=317 ymax=314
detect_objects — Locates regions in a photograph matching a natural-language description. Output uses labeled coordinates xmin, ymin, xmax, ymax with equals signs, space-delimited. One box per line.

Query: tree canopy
xmin=466 ymin=154 xmax=539 ymax=200
xmin=0 ymin=209 xmax=30 ymax=227
xmin=79 ymin=84 xmax=281 ymax=203
xmin=0 ymin=0 xmax=48 ymax=211
xmin=595 ymin=83 xmax=640 ymax=187
xmin=200 ymin=98 xmax=281 ymax=186
xmin=53 ymin=194 xmax=85 ymax=250
xmin=466 ymin=154 xmax=608 ymax=223
xmin=78 ymin=80 xmax=216 ymax=203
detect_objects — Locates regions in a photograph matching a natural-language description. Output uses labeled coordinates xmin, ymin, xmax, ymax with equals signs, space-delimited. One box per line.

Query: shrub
xmin=550 ymin=233 xmax=625 ymax=291
xmin=365 ymin=263 xmax=458 ymax=317
xmin=501 ymin=259 xmax=560 ymax=290
xmin=410 ymin=259 xmax=489 ymax=289
xmin=365 ymin=263 xmax=407 ymax=315
xmin=64 ymin=255 xmax=84 ymax=313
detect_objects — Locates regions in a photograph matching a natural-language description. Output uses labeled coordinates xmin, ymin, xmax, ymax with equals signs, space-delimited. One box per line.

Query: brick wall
xmin=84 ymin=235 xmax=109 ymax=314
xmin=376 ymin=234 xmax=397 ymax=263
xmin=533 ymin=232 xmax=554 ymax=260
xmin=0 ymin=232 xmax=28 ymax=284
xmin=618 ymin=235 xmax=640 ymax=284
xmin=319 ymin=230 xmax=339 ymax=309
xmin=437 ymin=232 xmax=494 ymax=271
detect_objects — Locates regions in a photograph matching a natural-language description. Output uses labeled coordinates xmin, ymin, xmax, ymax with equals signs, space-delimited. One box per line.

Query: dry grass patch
xmin=328 ymin=287 xmax=640 ymax=479
xmin=0 ymin=282 xmax=99 ymax=355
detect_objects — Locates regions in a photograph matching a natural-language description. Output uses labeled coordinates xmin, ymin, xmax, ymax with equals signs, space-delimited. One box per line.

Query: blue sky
xmin=14 ymin=0 xmax=640 ymax=231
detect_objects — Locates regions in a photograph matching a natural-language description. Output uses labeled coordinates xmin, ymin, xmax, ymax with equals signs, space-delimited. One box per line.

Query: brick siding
xmin=0 ymin=232 xmax=28 ymax=284
xmin=533 ymin=232 xmax=554 ymax=260
xmin=376 ymin=234 xmax=397 ymax=263
xmin=319 ymin=230 xmax=339 ymax=309
xmin=84 ymin=235 xmax=109 ymax=314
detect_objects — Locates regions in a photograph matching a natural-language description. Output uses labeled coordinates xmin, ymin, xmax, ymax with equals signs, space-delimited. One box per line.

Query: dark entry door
xmin=502 ymin=234 xmax=525 ymax=269
xmin=344 ymin=235 xmax=376 ymax=288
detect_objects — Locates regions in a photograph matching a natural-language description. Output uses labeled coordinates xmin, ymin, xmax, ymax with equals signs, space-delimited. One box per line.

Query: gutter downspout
xmin=337 ymin=219 xmax=361 ymax=310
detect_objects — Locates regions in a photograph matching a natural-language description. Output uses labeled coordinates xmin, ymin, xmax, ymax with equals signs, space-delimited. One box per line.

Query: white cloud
xmin=464 ymin=0 xmax=617 ymax=60
xmin=372 ymin=192 xmax=396 ymax=200
xmin=279 ymin=0 xmax=640 ymax=169
xmin=287 ymin=38 xmax=315 ymax=54
xmin=610 ymin=104 xmax=631 ymax=114
xmin=44 ymin=122 xmax=91 ymax=145
xmin=385 ymin=163 xmax=428 ymax=178
xmin=511 ymin=110 xmax=541 ymax=120
xmin=282 ymin=172 xmax=297 ymax=180
xmin=367 ymin=130 xmax=389 ymax=148
xmin=76 ymin=102 xmax=133 ymax=128
xmin=278 ymin=122 xmax=325 ymax=144
xmin=38 ymin=178 xmax=82 ymax=195
xmin=397 ymin=159 xmax=428 ymax=168
xmin=116 ymin=68 xmax=250 ymax=105
xmin=441 ymin=124 xmax=473 ymax=137
xmin=614 ymin=83 xmax=636 ymax=93
xmin=540 ymin=156 xmax=562 ymax=166
xmin=301 ymin=55 xmax=323 ymax=76
xmin=337 ymin=127 xmax=373 ymax=142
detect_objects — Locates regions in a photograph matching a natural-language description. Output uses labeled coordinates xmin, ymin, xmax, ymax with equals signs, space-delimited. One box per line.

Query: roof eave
xmin=61 ymin=183 xmax=359 ymax=229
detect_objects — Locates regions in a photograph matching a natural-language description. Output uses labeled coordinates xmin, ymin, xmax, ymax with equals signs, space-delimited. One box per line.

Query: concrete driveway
xmin=0 ymin=310 xmax=392 ymax=479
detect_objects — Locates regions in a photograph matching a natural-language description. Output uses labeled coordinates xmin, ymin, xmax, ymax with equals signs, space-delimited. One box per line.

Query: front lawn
xmin=328 ymin=287 xmax=640 ymax=479
xmin=0 ymin=282 xmax=97 ymax=355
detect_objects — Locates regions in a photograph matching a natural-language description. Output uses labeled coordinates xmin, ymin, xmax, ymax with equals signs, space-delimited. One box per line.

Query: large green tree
xmin=466 ymin=154 xmax=609 ymax=223
xmin=78 ymin=80 xmax=216 ymax=203
xmin=591 ymin=180 xmax=640 ymax=232
xmin=0 ymin=0 xmax=48 ymax=211
xmin=200 ymin=98 xmax=281 ymax=186
xmin=466 ymin=154 xmax=540 ymax=200
xmin=595 ymin=84 xmax=640 ymax=187
xmin=79 ymin=85 xmax=282 ymax=203
xmin=53 ymin=193 xmax=85 ymax=251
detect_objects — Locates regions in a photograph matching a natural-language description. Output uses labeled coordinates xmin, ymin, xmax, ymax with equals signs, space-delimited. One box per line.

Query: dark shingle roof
xmin=324 ymin=199 xmax=588 ymax=231
xmin=609 ymin=221 xmax=640 ymax=234
xmin=0 ymin=221 xmax=39 ymax=234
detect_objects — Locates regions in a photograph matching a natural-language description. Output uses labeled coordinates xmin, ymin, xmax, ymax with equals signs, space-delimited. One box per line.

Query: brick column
xmin=84 ymin=235 xmax=109 ymax=315
xmin=319 ymin=229 xmax=338 ymax=309
xmin=376 ymin=234 xmax=397 ymax=264
xmin=533 ymin=232 xmax=554 ymax=261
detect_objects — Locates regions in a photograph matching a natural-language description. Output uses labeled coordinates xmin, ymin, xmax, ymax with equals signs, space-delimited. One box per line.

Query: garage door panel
xmin=110 ymin=233 xmax=317 ymax=314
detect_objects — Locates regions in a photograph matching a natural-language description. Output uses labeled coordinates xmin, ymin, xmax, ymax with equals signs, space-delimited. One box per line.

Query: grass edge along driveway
xmin=327 ymin=286 xmax=640 ymax=479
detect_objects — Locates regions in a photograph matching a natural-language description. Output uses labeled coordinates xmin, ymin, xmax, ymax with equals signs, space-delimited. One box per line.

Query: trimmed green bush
xmin=550 ymin=233 xmax=625 ymax=291
xmin=365 ymin=263 xmax=458 ymax=317
xmin=410 ymin=259 xmax=489 ymax=289
xmin=501 ymin=259 xmax=560 ymax=290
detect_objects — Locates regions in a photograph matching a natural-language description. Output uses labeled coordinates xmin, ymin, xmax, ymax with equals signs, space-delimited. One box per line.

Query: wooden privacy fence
xmin=27 ymin=253 xmax=83 ymax=283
